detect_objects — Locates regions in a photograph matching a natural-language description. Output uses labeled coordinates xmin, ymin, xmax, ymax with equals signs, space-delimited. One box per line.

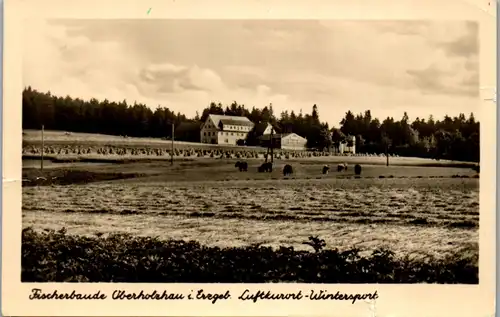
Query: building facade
xmin=280 ymin=133 xmax=308 ymax=150
xmin=200 ymin=114 xmax=255 ymax=145
xmin=259 ymin=133 xmax=308 ymax=150
xmin=334 ymin=135 xmax=356 ymax=154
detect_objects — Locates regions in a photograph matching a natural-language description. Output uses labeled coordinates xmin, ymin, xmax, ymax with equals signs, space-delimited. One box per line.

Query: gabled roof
xmin=254 ymin=122 xmax=271 ymax=136
xmin=254 ymin=121 xmax=280 ymax=136
xmin=206 ymin=114 xmax=254 ymax=128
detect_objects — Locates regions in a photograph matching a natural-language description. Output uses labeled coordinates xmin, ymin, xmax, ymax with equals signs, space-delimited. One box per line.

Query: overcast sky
xmin=23 ymin=19 xmax=479 ymax=127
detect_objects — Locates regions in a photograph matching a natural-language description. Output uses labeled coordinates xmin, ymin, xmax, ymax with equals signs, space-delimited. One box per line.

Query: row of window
xmin=282 ymin=139 xmax=304 ymax=145
xmin=203 ymin=131 xmax=247 ymax=137
xmin=224 ymin=125 xmax=250 ymax=131
xmin=241 ymin=126 xmax=250 ymax=131
xmin=222 ymin=131 xmax=246 ymax=137
xmin=205 ymin=123 xmax=250 ymax=131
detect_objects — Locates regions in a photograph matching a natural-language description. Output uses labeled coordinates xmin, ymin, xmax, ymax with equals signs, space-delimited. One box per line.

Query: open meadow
xmin=21 ymin=131 xmax=480 ymax=283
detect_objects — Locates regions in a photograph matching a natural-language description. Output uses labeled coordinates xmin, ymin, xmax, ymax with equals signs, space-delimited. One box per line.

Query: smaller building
xmin=253 ymin=122 xmax=274 ymax=137
xmin=259 ymin=132 xmax=307 ymax=150
xmin=333 ymin=135 xmax=356 ymax=154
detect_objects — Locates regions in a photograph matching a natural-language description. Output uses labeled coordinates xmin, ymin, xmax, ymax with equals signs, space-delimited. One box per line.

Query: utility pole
xmin=386 ymin=144 xmax=389 ymax=167
xmin=171 ymin=123 xmax=174 ymax=166
xmin=40 ymin=125 xmax=44 ymax=171
xmin=382 ymin=132 xmax=390 ymax=167
xmin=270 ymin=126 xmax=274 ymax=164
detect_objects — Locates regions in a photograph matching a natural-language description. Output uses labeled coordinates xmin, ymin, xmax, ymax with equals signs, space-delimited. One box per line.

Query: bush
xmin=21 ymin=227 xmax=478 ymax=284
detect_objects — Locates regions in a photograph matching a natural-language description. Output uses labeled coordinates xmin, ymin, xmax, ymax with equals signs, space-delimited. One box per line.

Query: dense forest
xmin=22 ymin=87 xmax=480 ymax=162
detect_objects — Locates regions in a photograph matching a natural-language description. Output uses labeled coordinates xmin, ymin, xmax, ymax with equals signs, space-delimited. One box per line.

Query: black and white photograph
xmin=19 ymin=17 xmax=483 ymax=286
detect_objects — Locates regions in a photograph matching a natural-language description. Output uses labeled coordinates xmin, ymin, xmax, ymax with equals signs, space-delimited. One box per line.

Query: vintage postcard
xmin=2 ymin=0 xmax=496 ymax=316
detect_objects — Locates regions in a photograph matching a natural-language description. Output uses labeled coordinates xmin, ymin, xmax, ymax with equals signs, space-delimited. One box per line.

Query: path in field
xmin=22 ymin=178 xmax=479 ymax=260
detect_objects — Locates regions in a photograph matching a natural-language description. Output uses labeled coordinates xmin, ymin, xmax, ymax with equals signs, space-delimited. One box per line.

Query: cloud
xmin=370 ymin=20 xmax=479 ymax=58
xmin=407 ymin=64 xmax=478 ymax=97
xmin=436 ymin=22 xmax=479 ymax=57
xmin=369 ymin=20 xmax=479 ymax=97
xmin=139 ymin=63 xmax=225 ymax=93
xmin=23 ymin=19 xmax=479 ymax=127
xmin=406 ymin=47 xmax=479 ymax=97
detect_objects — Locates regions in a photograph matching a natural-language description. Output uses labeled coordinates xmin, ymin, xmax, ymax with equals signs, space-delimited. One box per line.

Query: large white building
xmin=200 ymin=114 xmax=255 ymax=145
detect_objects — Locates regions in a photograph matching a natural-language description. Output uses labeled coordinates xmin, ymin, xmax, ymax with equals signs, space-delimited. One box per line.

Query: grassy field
xmin=21 ymin=131 xmax=480 ymax=283
xmin=22 ymin=129 xmax=267 ymax=150
xmin=23 ymin=159 xmax=479 ymax=255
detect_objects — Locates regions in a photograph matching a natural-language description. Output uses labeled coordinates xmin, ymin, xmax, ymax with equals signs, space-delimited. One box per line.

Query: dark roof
xmin=254 ymin=122 xmax=270 ymax=135
xmin=176 ymin=121 xmax=202 ymax=131
xmin=259 ymin=132 xmax=306 ymax=141
xmin=258 ymin=133 xmax=283 ymax=141
xmin=254 ymin=122 xmax=281 ymax=136
xmin=219 ymin=119 xmax=255 ymax=127
xmin=207 ymin=114 xmax=254 ymax=128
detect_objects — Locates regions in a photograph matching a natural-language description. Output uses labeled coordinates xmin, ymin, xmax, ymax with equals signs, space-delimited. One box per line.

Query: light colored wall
xmin=200 ymin=118 xmax=219 ymax=144
xmin=217 ymin=130 xmax=249 ymax=145
xmin=338 ymin=136 xmax=356 ymax=154
xmin=281 ymin=134 xmax=307 ymax=150
xmin=200 ymin=130 xmax=218 ymax=144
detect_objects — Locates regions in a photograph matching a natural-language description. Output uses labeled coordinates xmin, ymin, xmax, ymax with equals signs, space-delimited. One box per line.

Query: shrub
xmin=21 ymin=227 xmax=478 ymax=284
xmin=302 ymin=236 xmax=326 ymax=253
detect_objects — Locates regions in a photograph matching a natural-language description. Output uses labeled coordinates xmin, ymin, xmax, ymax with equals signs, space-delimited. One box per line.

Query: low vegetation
xmin=21 ymin=227 xmax=478 ymax=283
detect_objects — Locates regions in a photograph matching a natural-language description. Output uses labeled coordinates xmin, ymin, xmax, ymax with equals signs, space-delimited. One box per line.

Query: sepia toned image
xmin=19 ymin=18 xmax=482 ymax=285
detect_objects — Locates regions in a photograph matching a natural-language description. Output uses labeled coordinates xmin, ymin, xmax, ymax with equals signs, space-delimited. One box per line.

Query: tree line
xmin=22 ymin=87 xmax=479 ymax=162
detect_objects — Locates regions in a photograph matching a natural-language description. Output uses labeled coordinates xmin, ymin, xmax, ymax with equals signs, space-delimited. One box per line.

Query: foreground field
xmin=23 ymin=159 xmax=479 ymax=265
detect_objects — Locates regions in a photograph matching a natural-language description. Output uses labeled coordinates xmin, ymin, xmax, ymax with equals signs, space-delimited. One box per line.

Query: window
xmin=231 ymin=132 xmax=234 ymax=136
xmin=225 ymin=139 xmax=228 ymax=143
xmin=204 ymin=132 xmax=206 ymax=136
